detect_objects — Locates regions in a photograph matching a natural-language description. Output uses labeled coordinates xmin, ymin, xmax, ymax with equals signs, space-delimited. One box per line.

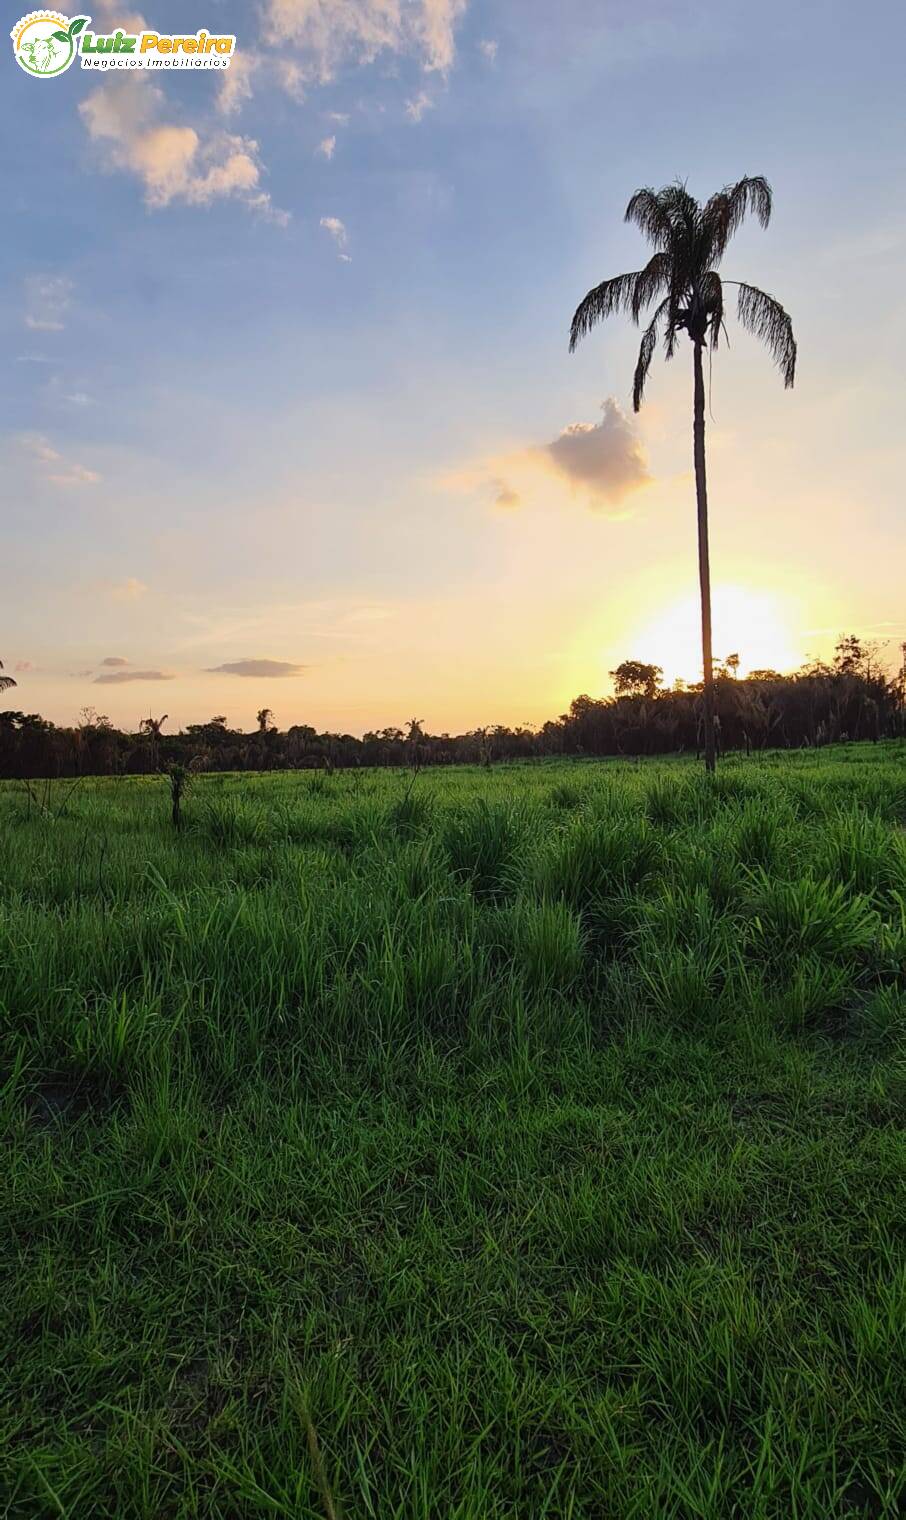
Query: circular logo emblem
xmin=11 ymin=12 xmax=88 ymax=77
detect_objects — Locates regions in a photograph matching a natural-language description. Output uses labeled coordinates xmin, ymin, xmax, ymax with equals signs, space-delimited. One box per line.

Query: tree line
xmin=1 ymin=638 xmax=903 ymax=780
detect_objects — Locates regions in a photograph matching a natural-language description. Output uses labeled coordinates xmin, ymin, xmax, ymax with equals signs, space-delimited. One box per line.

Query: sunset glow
xmin=2 ymin=0 xmax=904 ymax=732
xmin=630 ymin=585 xmax=806 ymax=689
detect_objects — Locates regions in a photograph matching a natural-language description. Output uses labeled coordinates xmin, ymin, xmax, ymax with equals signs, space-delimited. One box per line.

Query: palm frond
xmin=630 ymin=252 xmax=671 ymax=321
xmin=633 ymin=298 xmax=669 ymax=411
xmin=658 ymin=182 xmax=700 ymax=235
xmin=569 ymin=270 xmax=643 ymax=350
xmin=624 ymin=188 xmax=672 ymax=248
xmin=702 ymin=176 xmax=772 ymax=261
xmin=736 ymin=281 xmax=797 ymax=386
xmin=700 ymin=271 xmax=724 ymax=350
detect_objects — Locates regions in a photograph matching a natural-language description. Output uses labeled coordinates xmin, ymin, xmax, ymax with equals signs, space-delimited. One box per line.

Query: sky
xmin=3 ymin=0 xmax=904 ymax=734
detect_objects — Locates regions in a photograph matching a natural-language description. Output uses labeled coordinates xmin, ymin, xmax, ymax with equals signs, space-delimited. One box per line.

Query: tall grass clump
xmin=509 ymin=897 xmax=585 ymax=994
xmin=816 ymin=810 xmax=906 ymax=899
xmin=443 ymin=800 xmax=526 ymax=900
xmin=536 ymin=815 xmax=661 ymax=910
xmin=746 ymin=871 xmax=880 ymax=962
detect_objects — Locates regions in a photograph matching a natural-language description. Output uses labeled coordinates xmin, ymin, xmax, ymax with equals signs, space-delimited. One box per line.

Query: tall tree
xmin=0 ymin=662 xmax=15 ymax=696
xmin=139 ymin=712 xmax=168 ymax=770
xmin=569 ymin=178 xmax=796 ymax=770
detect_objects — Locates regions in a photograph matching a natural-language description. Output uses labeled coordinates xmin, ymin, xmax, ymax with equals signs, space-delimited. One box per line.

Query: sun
xmin=629 ymin=584 xmax=805 ymax=687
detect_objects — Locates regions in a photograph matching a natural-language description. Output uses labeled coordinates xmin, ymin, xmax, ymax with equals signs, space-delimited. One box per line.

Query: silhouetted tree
xmin=0 ymin=662 xmax=15 ymax=696
xmin=139 ymin=712 xmax=167 ymax=770
xmin=610 ymin=660 xmax=663 ymax=699
xmin=570 ymin=178 xmax=797 ymax=772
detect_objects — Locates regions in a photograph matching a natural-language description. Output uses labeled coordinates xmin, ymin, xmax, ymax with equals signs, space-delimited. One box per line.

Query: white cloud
xmin=217 ymin=51 xmax=261 ymax=117
xmin=320 ymin=215 xmax=349 ymax=258
xmin=79 ymin=79 xmax=288 ymax=223
xmin=545 ymin=399 xmax=650 ymax=508
xmin=405 ymin=90 xmax=434 ymax=122
xmin=274 ymin=57 xmax=308 ymax=102
xmin=478 ymin=37 xmax=497 ymax=62
xmin=441 ymin=399 xmax=651 ymax=518
xmin=316 ymin=134 xmax=337 ymax=158
xmin=24 ymin=275 xmax=74 ymax=333
xmin=327 ymin=111 xmax=350 ymax=124
xmin=264 ymin=0 xmax=468 ymax=79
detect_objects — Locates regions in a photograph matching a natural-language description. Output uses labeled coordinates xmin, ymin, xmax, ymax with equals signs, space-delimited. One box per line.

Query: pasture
xmin=2 ymin=746 xmax=905 ymax=1517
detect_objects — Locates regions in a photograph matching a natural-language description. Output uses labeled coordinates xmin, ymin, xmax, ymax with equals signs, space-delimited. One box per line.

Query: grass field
xmin=2 ymin=745 xmax=905 ymax=1518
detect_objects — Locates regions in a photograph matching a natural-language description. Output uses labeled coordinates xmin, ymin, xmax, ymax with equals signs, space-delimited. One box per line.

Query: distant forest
xmin=1 ymin=637 xmax=904 ymax=779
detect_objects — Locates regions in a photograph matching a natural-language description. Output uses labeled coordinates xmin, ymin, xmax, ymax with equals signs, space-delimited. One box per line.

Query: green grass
xmin=2 ymin=744 xmax=905 ymax=1517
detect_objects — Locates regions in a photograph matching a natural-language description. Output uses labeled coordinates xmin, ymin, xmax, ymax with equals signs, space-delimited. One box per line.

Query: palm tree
xmin=569 ymin=178 xmax=796 ymax=771
xmin=0 ymin=661 xmax=16 ymax=696
xmin=139 ymin=712 xmax=168 ymax=771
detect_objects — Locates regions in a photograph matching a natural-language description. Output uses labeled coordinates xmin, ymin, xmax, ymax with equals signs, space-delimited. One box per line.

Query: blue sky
xmin=3 ymin=0 xmax=905 ymax=731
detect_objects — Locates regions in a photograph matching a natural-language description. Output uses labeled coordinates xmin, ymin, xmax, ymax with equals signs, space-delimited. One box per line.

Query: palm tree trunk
xmin=693 ymin=339 xmax=716 ymax=773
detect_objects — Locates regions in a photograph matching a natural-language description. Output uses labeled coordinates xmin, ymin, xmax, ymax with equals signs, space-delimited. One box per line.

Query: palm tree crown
xmin=569 ymin=177 xmax=796 ymax=409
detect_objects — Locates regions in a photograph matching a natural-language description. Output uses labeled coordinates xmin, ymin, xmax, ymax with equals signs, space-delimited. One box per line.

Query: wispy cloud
xmin=491 ymin=478 xmax=520 ymax=509
xmin=217 ymin=50 xmax=260 ymax=117
xmin=24 ymin=275 xmax=74 ymax=332
xmin=110 ymin=578 xmax=148 ymax=601
xmin=320 ymin=215 xmax=351 ymax=259
xmin=94 ymin=669 xmax=174 ymax=684
xmin=316 ymin=134 xmax=337 ymax=159
xmin=206 ymin=658 xmax=307 ymax=678
xmin=478 ymin=37 xmax=498 ymax=62
xmin=264 ymin=0 xmax=467 ymax=80
xmin=101 ymin=656 xmax=129 ymax=667
xmin=405 ymin=91 xmax=434 ymax=123
xmin=79 ymin=79 xmax=289 ymax=224
xmin=20 ymin=433 xmax=100 ymax=487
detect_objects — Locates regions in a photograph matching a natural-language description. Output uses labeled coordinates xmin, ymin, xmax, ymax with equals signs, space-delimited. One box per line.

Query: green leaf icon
xmin=69 ymin=17 xmax=88 ymax=36
xmin=52 ymin=29 xmax=69 ymax=41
